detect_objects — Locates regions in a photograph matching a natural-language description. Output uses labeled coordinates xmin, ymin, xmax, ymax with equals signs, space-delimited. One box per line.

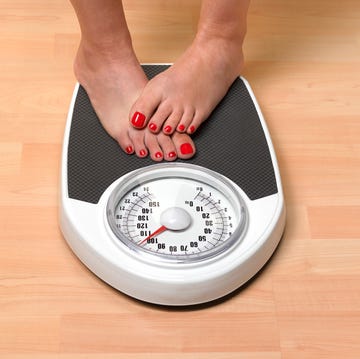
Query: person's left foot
xmin=129 ymin=35 xmax=244 ymax=136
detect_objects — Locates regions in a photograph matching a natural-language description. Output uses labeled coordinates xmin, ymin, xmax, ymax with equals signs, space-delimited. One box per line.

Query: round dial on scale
xmin=106 ymin=164 xmax=247 ymax=263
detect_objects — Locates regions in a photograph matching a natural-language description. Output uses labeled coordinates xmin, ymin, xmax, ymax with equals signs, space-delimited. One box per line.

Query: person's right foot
xmin=73 ymin=41 xmax=196 ymax=161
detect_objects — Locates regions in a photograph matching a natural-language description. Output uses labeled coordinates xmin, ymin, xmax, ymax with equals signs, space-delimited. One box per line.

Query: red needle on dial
xmin=139 ymin=225 xmax=167 ymax=246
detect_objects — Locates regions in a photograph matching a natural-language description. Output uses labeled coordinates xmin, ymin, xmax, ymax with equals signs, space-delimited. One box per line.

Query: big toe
xmin=172 ymin=132 xmax=196 ymax=160
xmin=129 ymin=82 xmax=162 ymax=129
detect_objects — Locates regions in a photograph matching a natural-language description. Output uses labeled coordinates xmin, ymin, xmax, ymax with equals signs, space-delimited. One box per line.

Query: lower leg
xmin=70 ymin=0 xmax=146 ymax=152
xmin=129 ymin=0 xmax=250 ymax=134
xmin=70 ymin=0 xmax=133 ymax=51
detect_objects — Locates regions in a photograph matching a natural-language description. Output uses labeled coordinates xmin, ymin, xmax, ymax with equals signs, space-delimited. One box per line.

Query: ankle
xmin=196 ymin=19 xmax=246 ymax=44
xmin=81 ymin=31 xmax=134 ymax=59
xmin=192 ymin=33 xmax=244 ymax=76
xmin=75 ymin=37 xmax=137 ymax=74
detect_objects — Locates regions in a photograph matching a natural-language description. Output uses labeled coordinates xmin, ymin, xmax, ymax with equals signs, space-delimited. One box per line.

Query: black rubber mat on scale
xmin=67 ymin=65 xmax=277 ymax=204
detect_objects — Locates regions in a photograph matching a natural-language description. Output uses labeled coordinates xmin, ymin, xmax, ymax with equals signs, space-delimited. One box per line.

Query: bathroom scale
xmin=60 ymin=64 xmax=286 ymax=306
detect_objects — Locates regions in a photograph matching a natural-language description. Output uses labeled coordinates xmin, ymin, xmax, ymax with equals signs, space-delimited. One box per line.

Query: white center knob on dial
xmin=160 ymin=207 xmax=191 ymax=230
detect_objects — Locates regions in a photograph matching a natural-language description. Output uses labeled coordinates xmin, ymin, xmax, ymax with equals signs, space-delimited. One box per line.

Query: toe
xmin=177 ymin=107 xmax=195 ymax=133
xmin=128 ymin=128 xmax=148 ymax=158
xmin=129 ymin=83 xmax=162 ymax=129
xmin=144 ymin=131 xmax=164 ymax=162
xmin=157 ymin=132 xmax=177 ymax=161
xmin=172 ymin=132 xmax=196 ymax=160
xmin=114 ymin=128 xmax=135 ymax=155
xmin=162 ymin=108 xmax=183 ymax=135
xmin=186 ymin=110 xmax=205 ymax=135
xmin=146 ymin=101 xmax=173 ymax=133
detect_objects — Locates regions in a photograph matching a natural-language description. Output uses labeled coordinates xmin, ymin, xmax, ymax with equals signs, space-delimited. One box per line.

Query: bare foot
xmin=73 ymin=42 xmax=196 ymax=161
xmin=129 ymin=35 xmax=244 ymax=135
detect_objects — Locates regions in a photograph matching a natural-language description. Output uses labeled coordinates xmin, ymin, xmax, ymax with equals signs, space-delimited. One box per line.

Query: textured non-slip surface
xmin=67 ymin=65 xmax=277 ymax=204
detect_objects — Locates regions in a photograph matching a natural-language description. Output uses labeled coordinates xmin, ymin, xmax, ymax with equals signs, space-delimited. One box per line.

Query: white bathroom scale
xmin=60 ymin=64 xmax=286 ymax=306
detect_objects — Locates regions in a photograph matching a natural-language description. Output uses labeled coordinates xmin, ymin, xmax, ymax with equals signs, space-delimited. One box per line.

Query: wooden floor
xmin=1 ymin=0 xmax=359 ymax=357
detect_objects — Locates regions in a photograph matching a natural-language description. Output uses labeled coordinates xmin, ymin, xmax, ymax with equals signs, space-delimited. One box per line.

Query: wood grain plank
xmin=60 ymin=313 xmax=280 ymax=353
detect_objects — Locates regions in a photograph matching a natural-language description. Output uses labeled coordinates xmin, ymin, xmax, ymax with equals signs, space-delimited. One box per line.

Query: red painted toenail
xmin=125 ymin=146 xmax=133 ymax=154
xmin=164 ymin=125 xmax=172 ymax=133
xmin=155 ymin=151 xmax=163 ymax=159
xmin=178 ymin=124 xmax=185 ymax=132
xmin=131 ymin=112 xmax=146 ymax=128
xmin=180 ymin=143 xmax=194 ymax=155
xmin=149 ymin=123 xmax=157 ymax=131
xmin=139 ymin=149 xmax=147 ymax=157
xmin=189 ymin=125 xmax=195 ymax=134
xmin=168 ymin=151 xmax=176 ymax=158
